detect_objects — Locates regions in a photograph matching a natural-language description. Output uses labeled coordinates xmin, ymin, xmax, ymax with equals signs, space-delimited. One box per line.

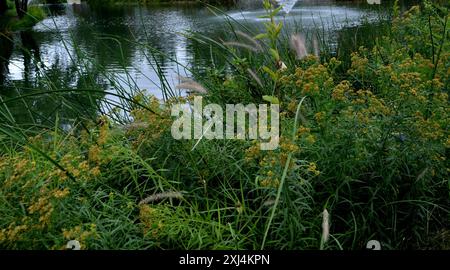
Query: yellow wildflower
xmin=315 ymin=111 xmax=326 ymax=122
xmin=53 ymin=188 xmax=70 ymax=199
xmin=305 ymin=134 xmax=316 ymax=144
xmin=307 ymin=162 xmax=321 ymax=176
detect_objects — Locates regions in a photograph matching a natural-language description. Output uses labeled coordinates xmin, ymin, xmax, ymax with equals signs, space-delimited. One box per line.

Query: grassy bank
xmin=0 ymin=0 xmax=46 ymax=31
xmin=0 ymin=1 xmax=449 ymax=250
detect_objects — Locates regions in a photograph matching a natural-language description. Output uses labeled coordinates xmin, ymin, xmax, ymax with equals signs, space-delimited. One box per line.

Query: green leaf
xmin=271 ymin=6 xmax=283 ymax=17
xmin=254 ymin=33 xmax=268 ymax=40
xmin=262 ymin=95 xmax=280 ymax=104
xmin=269 ymin=48 xmax=280 ymax=61
xmin=275 ymin=22 xmax=283 ymax=36
xmin=262 ymin=66 xmax=279 ymax=81
xmin=263 ymin=0 xmax=271 ymax=10
xmin=257 ymin=14 xmax=272 ymax=19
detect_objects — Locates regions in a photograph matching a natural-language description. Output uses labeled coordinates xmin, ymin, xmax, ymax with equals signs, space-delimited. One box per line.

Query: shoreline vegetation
xmin=0 ymin=1 xmax=449 ymax=250
xmin=0 ymin=0 xmax=45 ymax=31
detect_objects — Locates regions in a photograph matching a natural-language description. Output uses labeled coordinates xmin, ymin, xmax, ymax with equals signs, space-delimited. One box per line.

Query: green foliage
xmin=8 ymin=6 xmax=46 ymax=30
xmin=0 ymin=3 xmax=449 ymax=250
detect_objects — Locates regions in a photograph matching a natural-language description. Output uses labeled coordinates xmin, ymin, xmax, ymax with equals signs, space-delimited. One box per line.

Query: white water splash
xmin=275 ymin=0 xmax=298 ymax=14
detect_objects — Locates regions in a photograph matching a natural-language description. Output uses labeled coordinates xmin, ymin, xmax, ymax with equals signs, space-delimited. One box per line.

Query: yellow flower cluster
xmin=298 ymin=64 xmax=330 ymax=96
xmin=279 ymin=59 xmax=334 ymax=98
xmin=314 ymin=111 xmax=326 ymax=123
xmin=325 ymin=57 xmax=342 ymax=71
xmin=139 ymin=205 xmax=164 ymax=238
xmin=52 ymin=188 xmax=70 ymax=199
xmin=413 ymin=113 xmax=445 ymax=141
xmin=28 ymin=196 xmax=54 ymax=228
xmin=130 ymin=95 xmax=172 ymax=148
xmin=280 ymin=138 xmax=300 ymax=153
xmin=4 ymin=157 xmax=34 ymax=188
xmin=348 ymin=51 xmax=369 ymax=78
xmin=306 ymin=162 xmax=320 ymax=176
xmin=332 ymin=80 xmax=351 ymax=101
xmin=297 ymin=125 xmax=311 ymax=137
xmin=0 ymin=126 xmax=112 ymax=248
xmin=0 ymin=223 xmax=29 ymax=242
xmin=260 ymin=177 xmax=280 ymax=188
xmin=244 ymin=141 xmax=261 ymax=162
xmin=88 ymin=145 xmax=101 ymax=163
xmin=59 ymin=151 xmax=103 ymax=180
xmin=245 ymin=136 xmax=305 ymax=189
xmin=287 ymin=99 xmax=298 ymax=114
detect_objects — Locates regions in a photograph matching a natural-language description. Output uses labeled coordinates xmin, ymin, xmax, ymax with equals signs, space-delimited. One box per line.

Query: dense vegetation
xmin=0 ymin=1 xmax=449 ymax=250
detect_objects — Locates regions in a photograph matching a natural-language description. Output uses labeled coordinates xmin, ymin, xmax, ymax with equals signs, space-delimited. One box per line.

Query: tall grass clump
xmin=0 ymin=0 xmax=449 ymax=250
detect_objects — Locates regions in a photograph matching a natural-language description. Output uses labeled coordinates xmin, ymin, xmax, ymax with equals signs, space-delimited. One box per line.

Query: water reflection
xmin=2 ymin=1 xmax=383 ymax=98
xmin=0 ymin=0 xmax=421 ymax=129
xmin=20 ymin=31 xmax=41 ymax=85
xmin=0 ymin=28 xmax=106 ymax=127
xmin=0 ymin=33 xmax=13 ymax=85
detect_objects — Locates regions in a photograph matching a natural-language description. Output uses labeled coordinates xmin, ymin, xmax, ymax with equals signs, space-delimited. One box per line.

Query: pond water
xmin=0 ymin=0 xmax=421 ymax=127
xmin=0 ymin=1 xmax=404 ymax=98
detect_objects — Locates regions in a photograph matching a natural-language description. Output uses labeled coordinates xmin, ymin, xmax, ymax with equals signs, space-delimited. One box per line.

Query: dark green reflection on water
xmin=0 ymin=30 xmax=105 ymax=128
